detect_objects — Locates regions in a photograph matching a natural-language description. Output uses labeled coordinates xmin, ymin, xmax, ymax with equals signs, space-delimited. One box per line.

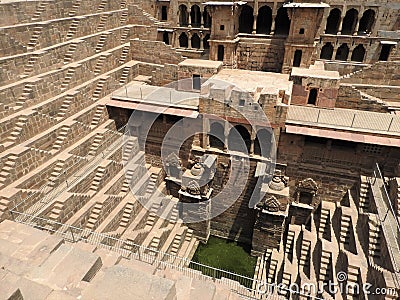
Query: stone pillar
xmin=270 ymin=3 xmax=277 ymax=35
xmin=200 ymin=31 xmax=204 ymax=50
xmin=200 ymin=8 xmax=204 ymax=27
xmin=188 ymin=31 xmax=192 ymax=49
xmin=224 ymin=122 xmax=229 ymax=151
xmin=252 ymin=14 xmax=258 ymax=34
xmin=337 ymin=5 xmax=346 ymax=35
xmin=353 ymin=16 xmax=362 ymax=35
xmin=188 ymin=8 xmax=192 ymax=26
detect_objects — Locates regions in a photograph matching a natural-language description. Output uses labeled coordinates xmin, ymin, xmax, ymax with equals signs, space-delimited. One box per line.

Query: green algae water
xmin=189 ymin=236 xmax=257 ymax=287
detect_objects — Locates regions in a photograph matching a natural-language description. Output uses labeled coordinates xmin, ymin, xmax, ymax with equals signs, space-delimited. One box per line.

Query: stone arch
xmin=179 ymin=32 xmax=188 ymax=48
xmin=256 ymin=5 xmax=272 ymax=34
xmin=239 ymin=5 xmax=254 ymax=34
xmin=209 ymin=122 xmax=225 ymax=150
xmin=275 ymin=7 xmax=291 ymax=36
xmin=351 ymin=44 xmax=366 ymax=62
xmin=204 ymin=34 xmax=210 ymax=49
xmin=191 ymin=33 xmax=200 ymax=49
xmin=320 ymin=42 xmax=334 ymax=60
xmin=179 ymin=4 xmax=189 ymax=26
xmin=358 ymin=9 xmax=375 ymax=34
xmin=254 ymin=128 xmax=272 ymax=157
xmin=190 ymin=5 xmax=201 ymax=27
xmin=203 ymin=7 xmax=212 ymax=28
xmin=341 ymin=8 xmax=358 ymax=35
xmin=335 ymin=43 xmax=349 ymax=61
xmin=228 ymin=125 xmax=251 ymax=153
xmin=325 ymin=8 xmax=341 ymax=34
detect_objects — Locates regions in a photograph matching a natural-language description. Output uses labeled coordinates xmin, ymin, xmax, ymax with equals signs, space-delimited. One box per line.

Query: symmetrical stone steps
xmin=27 ymin=26 xmax=43 ymax=49
xmin=89 ymin=166 xmax=107 ymax=192
xmin=69 ymin=0 xmax=83 ymax=17
xmin=95 ymin=32 xmax=111 ymax=53
xmin=23 ymin=53 xmax=41 ymax=76
xmin=92 ymin=77 xmax=107 ymax=100
xmin=118 ymin=202 xmax=136 ymax=229
xmin=318 ymin=208 xmax=330 ymax=238
xmin=66 ymin=19 xmax=80 ymax=40
xmin=97 ymin=0 xmax=108 ymax=13
xmin=119 ymin=65 xmax=130 ymax=84
xmin=319 ymin=250 xmax=332 ymax=283
xmin=31 ymin=2 xmax=49 ymax=22
xmin=340 ymin=215 xmax=352 ymax=245
xmin=299 ymin=239 xmax=311 ymax=268
xmin=52 ymin=125 xmax=71 ymax=150
xmin=119 ymin=44 xmax=130 ymax=64
xmin=368 ymin=215 xmax=381 ymax=258
xmin=97 ymin=14 xmax=108 ymax=32
xmin=57 ymin=94 xmax=75 ymax=118
xmin=64 ymin=41 xmax=80 ymax=64
xmin=61 ymin=65 xmax=79 ymax=90
xmin=94 ymin=53 xmax=110 ymax=75
xmin=90 ymin=105 xmax=106 ymax=127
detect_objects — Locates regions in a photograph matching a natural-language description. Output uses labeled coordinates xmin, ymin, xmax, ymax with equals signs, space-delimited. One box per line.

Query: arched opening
xmin=191 ymin=5 xmax=201 ymax=27
xmin=228 ymin=125 xmax=251 ymax=153
xmin=209 ymin=122 xmax=225 ymax=150
xmin=325 ymin=8 xmax=341 ymax=34
xmin=217 ymin=45 xmax=224 ymax=61
xmin=204 ymin=34 xmax=210 ymax=49
xmin=256 ymin=6 xmax=272 ymax=34
xmin=179 ymin=5 xmax=189 ymax=26
xmin=379 ymin=44 xmax=393 ymax=61
xmin=351 ymin=44 xmax=366 ymax=62
xmin=335 ymin=43 xmax=349 ymax=61
xmin=191 ymin=33 xmax=201 ymax=49
xmin=239 ymin=5 xmax=254 ymax=34
xmin=275 ymin=7 xmax=291 ymax=36
xmin=163 ymin=31 xmax=169 ymax=45
xmin=320 ymin=43 xmax=334 ymax=60
xmin=341 ymin=9 xmax=358 ymax=35
xmin=161 ymin=6 xmax=168 ymax=21
xmin=358 ymin=9 xmax=375 ymax=35
xmin=308 ymin=88 xmax=318 ymax=105
xmin=203 ymin=7 xmax=212 ymax=28
xmin=254 ymin=129 xmax=272 ymax=157
xmin=293 ymin=50 xmax=302 ymax=67
xmin=179 ymin=32 xmax=188 ymax=48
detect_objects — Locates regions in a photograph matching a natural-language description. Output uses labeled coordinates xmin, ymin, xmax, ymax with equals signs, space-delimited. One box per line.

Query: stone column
xmin=337 ymin=5 xmax=346 ymax=35
xmin=270 ymin=2 xmax=277 ymax=35
xmin=250 ymin=129 xmax=256 ymax=156
xmin=252 ymin=14 xmax=258 ymax=34
xmin=188 ymin=31 xmax=192 ymax=49
xmin=224 ymin=121 xmax=229 ymax=152
xmin=188 ymin=8 xmax=192 ymax=26
xmin=204 ymin=117 xmax=210 ymax=149
xmin=200 ymin=31 xmax=204 ymax=50
xmin=348 ymin=47 xmax=354 ymax=61
xmin=353 ymin=15 xmax=362 ymax=35
xmin=200 ymin=8 xmax=204 ymax=27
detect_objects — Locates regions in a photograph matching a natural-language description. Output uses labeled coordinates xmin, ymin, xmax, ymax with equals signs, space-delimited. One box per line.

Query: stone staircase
xmin=368 ymin=215 xmax=381 ymax=258
xmin=52 ymin=125 xmax=71 ymax=150
xmin=299 ymin=239 xmax=311 ymax=269
xmin=340 ymin=214 xmax=352 ymax=246
xmin=68 ymin=0 xmax=82 ymax=17
xmin=119 ymin=44 xmax=130 ymax=64
xmin=95 ymin=32 xmax=110 ymax=53
xmin=94 ymin=53 xmax=110 ymax=75
xmin=97 ymin=14 xmax=108 ymax=32
xmin=23 ymin=53 xmax=41 ymax=76
xmin=31 ymin=1 xmax=48 ymax=22
xmin=89 ymin=166 xmax=107 ymax=192
xmin=92 ymin=78 xmax=107 ymax=100
xmin=7 ymin=116 xmax=29 ymax=143
xmin=120 ymin=27 xmax=130 ymax=43
xmin=119 ymin=65 xmax=130 ymax=84
xmin=319 ymin=250 xmax=332 ymax=284
xmin=61 ymin=65 xmax=79 ymax=90
xmin=97 ymin=0 xmax=107 ymax=12
xmin=0 ymin=155 xmax=18 ymax=186
xmin=346 ymin=265 xmax=360 ymax=298
xmin=66 ymin=19 xmax=80 ymax=40
xmin=57 ymin=95 xmax=75 ymax=118
xmin=120 ymin=10 xmax=128 ymax=26
xmin=86 ymin=203 xmax=103 ymax=230
xmin=91 ymin=105 xmax=106 ymax=127
xmin=318 ymin=207 xmax=330 ymax=239
xmin=17 ymin=83 xmax=35 ymax=106
xmin=27 ymin=26 xmax=43 ymax=49
xmin=64 ymin=41 xmax=80 ymax=64
xmin=118 ymin=202 xmax=136 ymax=229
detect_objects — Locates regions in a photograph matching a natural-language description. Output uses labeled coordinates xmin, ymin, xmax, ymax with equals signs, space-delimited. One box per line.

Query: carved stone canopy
xmin=297 ymin=178 xmax=318 ymax=194
xmin=187 ymin=180 xmax=201 ymax=195
xmin=257 ymin=196 xmax=282 ymax=212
